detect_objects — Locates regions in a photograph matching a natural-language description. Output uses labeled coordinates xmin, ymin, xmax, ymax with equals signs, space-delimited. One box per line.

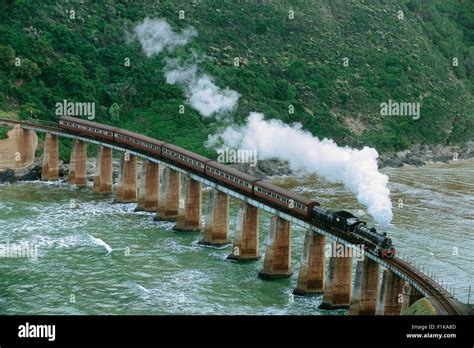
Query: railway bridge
xmin=0 ymin=117 xmax=467 ymax=315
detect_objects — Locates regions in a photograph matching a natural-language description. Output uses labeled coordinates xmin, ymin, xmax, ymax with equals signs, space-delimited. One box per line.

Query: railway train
xmin=311 ymin=207 xmax=396 ymax=258
xmin=58 ymin=116 xmax=396 ymax=259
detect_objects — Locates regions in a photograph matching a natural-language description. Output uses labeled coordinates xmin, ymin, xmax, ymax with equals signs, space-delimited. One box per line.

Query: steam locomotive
xmin=58 ymin=115 xmax=396 ymax=259
xmin=312 ymin=206 xmax=396 ymax=258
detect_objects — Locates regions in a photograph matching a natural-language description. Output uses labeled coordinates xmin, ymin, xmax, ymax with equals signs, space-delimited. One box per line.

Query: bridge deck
xmin=0 ymin=118 xmax=466 ymax=315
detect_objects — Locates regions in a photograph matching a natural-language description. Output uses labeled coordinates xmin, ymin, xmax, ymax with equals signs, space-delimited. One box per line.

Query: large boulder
xmin=0 ymin=168 xmax=15 ymax=184
xmin=18 ymin=165 xmax=42 ymax=181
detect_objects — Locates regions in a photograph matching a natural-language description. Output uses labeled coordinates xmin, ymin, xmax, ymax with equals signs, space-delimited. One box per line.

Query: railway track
xmin=2 ymin=118 xmax=467 ymax=315
xmin=0 ymin=118 xmax=62 ymax=131
xmin=389 ymin=257 xmax=463 ymax=315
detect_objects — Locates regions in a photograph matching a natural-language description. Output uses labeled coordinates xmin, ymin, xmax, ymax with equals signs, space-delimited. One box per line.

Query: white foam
xmin=136 ymin=283 xmax=150 ymax=293
xmin=88 ymin=234 xmax=113 ymax=253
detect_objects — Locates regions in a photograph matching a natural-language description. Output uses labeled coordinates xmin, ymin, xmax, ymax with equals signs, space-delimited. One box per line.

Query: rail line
xmin=388 ymin=258 xmax=463 ymax=315
xmin=0 ymin=118 xmax=467 ymax=315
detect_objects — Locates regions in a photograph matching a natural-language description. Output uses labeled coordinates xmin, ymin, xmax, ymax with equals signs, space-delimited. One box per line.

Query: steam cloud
xmin=133 ymin=17 xmax=393 ymax=225
xmin=164 ymin=58 xmax=240 ymax=117
xmin=133 ymin=18 xmax=240 ymax=117
xmin=133 ymin=17 xmax=197 ymax=56
xmin=207 ymin=113 xmax=393 ymax=225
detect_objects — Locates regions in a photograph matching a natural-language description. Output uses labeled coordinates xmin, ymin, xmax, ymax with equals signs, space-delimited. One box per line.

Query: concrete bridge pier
xmin=199 ymin=190 xmax=229 ymax=246
xmin=227 ymin=202 xmax=260 ymax=261
xmin=293 ymin=232 xmax=325 ymax=295
xmin=115 ymin=153 xmax=137 ymax=203
xmin=93 ymin=146 xmax=113 ymax=193
xmin=173 ymin=177 xmax=202 ymax=232
xmin=155 ymin=167 xmax=180 ymax=221
xmin=136 ymin=171 xmax=145 ymax=211
xmin=376 ymin=269 xmax=405 ymax=315
xmin=136 ymin=160 xmax=159 ymax=212
xmin=258 ymin=216 xmax=292 ymax=279
xmin=0 ymin=125 xmax=37 ymax=170
xmin=319 ymin=246 xmax=353 ymax=309
xmin=349 ymin=258 xmax=380 ymax=315
xmin=41 ymin=133 xmax=59 ymax=181
xmin=401 ymin=282 xmax=422 ymax=312
xmin=68 ymin=140 xmax=87 ymax=187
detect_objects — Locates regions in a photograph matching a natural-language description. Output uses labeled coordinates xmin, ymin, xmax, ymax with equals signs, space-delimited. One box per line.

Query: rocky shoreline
xmin=377 ymin=142 xmax=474 ymax=169
xmin=0 ymin=142 xmax=473 ymax=183
xmin=232 ymin=142 xmax=474 ymax=177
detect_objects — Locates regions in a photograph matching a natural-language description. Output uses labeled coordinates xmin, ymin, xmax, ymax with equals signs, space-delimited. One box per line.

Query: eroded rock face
xmin=230 ymin=158 xmax=293 ymax=179
xmin=378 ymin=142 xmax=474 ymax=169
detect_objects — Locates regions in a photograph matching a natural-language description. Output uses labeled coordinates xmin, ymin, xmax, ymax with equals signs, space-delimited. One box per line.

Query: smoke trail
xmin=133 ymin=18 xmax=240 ymax=117
xmin=132 ymin=17 xmax=392 ymax=225
xmin=164 ymin=58 xmax=240 ymax=117
xmin=133 ymin=17 xmax=197 ymax=56
xmin=207 ymin=113 xmax=393 ymax=225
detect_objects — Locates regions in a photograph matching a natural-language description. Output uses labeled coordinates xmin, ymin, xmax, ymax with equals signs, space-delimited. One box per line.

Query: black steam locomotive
xmin=311 ymin=207 xmax=396 ymax=259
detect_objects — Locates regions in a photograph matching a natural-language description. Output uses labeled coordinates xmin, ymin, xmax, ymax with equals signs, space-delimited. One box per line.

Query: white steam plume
xmin=133 ymin=18 xmax=240 ymax=117
xmin=207 ymin=113 xmax=393 ymax=225
xmin=133 ymin=17 xmax=392 ymax=224
xmin=133 ymin=17 xmax=197 ymax=56
xmin=164 ymin=58 xmax=240 ymax=117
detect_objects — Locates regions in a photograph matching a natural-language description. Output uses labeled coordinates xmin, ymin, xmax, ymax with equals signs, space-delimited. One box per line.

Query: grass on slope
xmin=402 ymin=298 xmax=437 ymax=315
xmin=0 ymin=0 xmax=472 ymax=162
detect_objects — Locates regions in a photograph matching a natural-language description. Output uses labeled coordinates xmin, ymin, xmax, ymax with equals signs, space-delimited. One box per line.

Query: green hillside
xmin=0 ymin=0 xmax=473 ymax=160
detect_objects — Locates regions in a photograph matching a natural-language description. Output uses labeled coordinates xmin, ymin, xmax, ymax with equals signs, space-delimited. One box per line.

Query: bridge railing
xmin=396 ymin=250 xmax=472 ymax=304
xmin=22 ymin=117 xmax=61 ymax=128
xmin=5 ymin=117 xmax=468 ymax=308
xmin=0 ymin=117 xmax=60 ymax=128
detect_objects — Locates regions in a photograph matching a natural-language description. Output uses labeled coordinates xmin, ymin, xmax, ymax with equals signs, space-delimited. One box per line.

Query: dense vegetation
xmin=402 ymin=297 xmax=436 ymax=315
xmin=0 ymin=0 xmax=473 ymax=160
xmin=0 ymin=126 xmax=9 ymax=140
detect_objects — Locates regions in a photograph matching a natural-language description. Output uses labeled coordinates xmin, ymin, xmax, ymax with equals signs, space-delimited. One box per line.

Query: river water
xmin=0 ymin=160 xmax=472 ymax=315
